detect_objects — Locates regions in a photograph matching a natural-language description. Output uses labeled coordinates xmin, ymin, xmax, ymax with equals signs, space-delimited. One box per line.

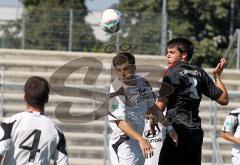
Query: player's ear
xmin=133 ymin=65 xmax=136 ymax=72
xmin=45 ymin=95 xmax=49 ymax=103
xmin=113 ymin=68 xmax=118 ymax=76
xmin=181 ymin=52 xmax=188 ymax=61
xmin=24 ymin=94 xmax=27 ymax=101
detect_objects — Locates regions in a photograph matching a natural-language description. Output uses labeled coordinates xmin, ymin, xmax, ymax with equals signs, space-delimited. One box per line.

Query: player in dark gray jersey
xmin=156 ymin=38 xmax=229 ymax=165
xmin=0 ymin=76 xmax=68 ymax=165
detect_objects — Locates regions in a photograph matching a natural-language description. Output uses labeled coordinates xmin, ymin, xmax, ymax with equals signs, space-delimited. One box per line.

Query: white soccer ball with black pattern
xmin=99 ymin=9 xmax=121 ymax=33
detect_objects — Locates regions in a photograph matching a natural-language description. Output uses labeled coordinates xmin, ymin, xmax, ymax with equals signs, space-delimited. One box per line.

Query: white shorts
xmin=232 ymin=156 xmax=240 ymax=165
xmin=109 ymin=135 xmax=144 ymax=165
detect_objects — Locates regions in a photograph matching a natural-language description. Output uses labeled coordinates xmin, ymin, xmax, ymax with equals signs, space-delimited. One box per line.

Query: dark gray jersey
xmin=159 ymin=61 xmax=222 ymax=129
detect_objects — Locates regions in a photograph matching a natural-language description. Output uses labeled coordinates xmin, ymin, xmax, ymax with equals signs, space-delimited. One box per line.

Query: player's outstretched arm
xmin=213 ymin=57 xmax=229 ymax=105
xmin=147 ymin=100 xmax=178 ymax=146
xmin=116 ymin=120 xmax=154 ymax=158
xmin=221 ymin=131 xmax=240 ymax=144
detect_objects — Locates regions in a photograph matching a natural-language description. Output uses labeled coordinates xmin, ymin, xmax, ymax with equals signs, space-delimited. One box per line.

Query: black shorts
xmin=158 ymin=126 xmax=204 ymax=165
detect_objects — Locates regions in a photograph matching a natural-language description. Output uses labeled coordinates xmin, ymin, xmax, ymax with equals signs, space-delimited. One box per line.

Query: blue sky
xmin=0 ymin=0 xmax=119 ymax=10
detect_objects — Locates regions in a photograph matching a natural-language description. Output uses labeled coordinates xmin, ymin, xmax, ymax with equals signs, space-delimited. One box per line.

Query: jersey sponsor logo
xmin=226 ymin=121 xmax=232 ymax=127
xmin=148 ymin=138 xmax=162 ymax=143
xmin=112 ymin=102 xmax=119 ymax=109
xmin=128 ymin=87 xmax=152 ymax=95
xmin=144 ymin=129 xmax=160 ymax=138
xmin=137 ymin=88 xmax=146 ymax=96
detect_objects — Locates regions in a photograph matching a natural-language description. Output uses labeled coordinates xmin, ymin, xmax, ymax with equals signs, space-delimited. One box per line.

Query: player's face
xmin=115 ymin=62 xmax=136 ymax=85
xmin=166 ymin=47 xmax=184 ymax=66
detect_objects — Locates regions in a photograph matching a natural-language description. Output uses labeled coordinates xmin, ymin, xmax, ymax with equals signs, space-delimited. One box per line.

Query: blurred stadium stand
xmin=0 ymin=49 xmax=239 ymax=165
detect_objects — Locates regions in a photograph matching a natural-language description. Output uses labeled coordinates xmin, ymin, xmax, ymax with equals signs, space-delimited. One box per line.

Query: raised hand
xmin=213 ymin=57 xmax=226 ymax=78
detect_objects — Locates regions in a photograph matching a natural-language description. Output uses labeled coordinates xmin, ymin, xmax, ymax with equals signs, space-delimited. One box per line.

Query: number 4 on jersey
xmin=19 ymin=129 xmax=41 ymax=162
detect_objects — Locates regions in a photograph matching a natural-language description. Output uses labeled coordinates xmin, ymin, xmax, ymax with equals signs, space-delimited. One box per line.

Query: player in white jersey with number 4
xmin=108 ymin=52 xmax=178 ymax=165
xmin=0 ymin=76 xmax=68 ymax=165
xmin=221 ymin=108 xmax=240 ymax=165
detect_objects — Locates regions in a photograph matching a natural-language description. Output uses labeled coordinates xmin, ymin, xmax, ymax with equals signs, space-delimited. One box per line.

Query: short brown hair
xmin=24 ymin=76 xmax=50 ymax=109
xmin=167 ymin=38 xmax=194 ymax=61
xmin=112 ymin=52 xmax=135 ymax=68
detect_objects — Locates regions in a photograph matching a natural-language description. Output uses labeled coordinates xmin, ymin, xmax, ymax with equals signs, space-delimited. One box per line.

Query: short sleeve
xmin=0 ymin=118 xmax=16 ymax=155
xmin=158 ymin=71 xmax=177 ymax=100
xmin=201 ymin=69 xmax=222 ymax=100
xmin=52 ymin=129 xmax=69 ymax=165
xmin=108 ymin=94 xmax=127 ymax=121
xmin=222 ymin=113 xmax=238 ymax=134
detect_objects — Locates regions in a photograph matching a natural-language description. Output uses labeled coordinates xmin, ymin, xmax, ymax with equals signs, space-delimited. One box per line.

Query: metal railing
xmin=210 ymin=101 xmax=223 ymax=165
xmin=0 ymin=66 xmax=4 ymax=117
xmin=0 ymin=7 xmax=167 ymax=55
xmin=103 ymin=115 xmax=110 ymax=165
xmin=224 ymin=29 xmax=240 ymax=69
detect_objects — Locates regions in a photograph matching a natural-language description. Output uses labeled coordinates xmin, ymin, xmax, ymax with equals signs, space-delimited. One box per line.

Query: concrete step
xmin=68 ymin=145 xmax=104 ymax=159
xmin=65 ymin=132 xmax=106 ymax=146
xmin=202 ymin=163 xmax=231 ymax=165
xmin=205 ymin=68 xmax=240 ymax=81
xmin=1 ymin=70 xmax=240 ymax=91
xmin=202 ymin=149 xmax=231 ymax=163
xmin=0 ymin=51 xmax=166 ymax=75
xmin=2 ymin=70 xmax=112 ymax=85
xmin=202 ymin=137 xmax=232 ymax=150
xmin=3 ymin=92 xmax=103 ymax=103
xmin=2 ymin=104 xmax=106 ymax=117
xmin=69 ymin=158 xmax=105 ymax=165
xmin=0 ymin=48 xmax=166 ymax=66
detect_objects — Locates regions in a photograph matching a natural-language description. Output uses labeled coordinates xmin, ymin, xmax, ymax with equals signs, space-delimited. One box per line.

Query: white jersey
xmin=0 ymin=111 xmax=68 ymax=165
xmin=143 ymin=121 xmax=165 ymax=165
xmin=222 ymin=108 xmax=240 ymax=158
xmin=108 ymin=75 xmax=156 ymax=164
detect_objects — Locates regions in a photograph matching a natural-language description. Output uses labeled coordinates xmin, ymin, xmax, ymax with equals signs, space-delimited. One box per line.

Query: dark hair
xmin=167 ymin=38 xmax=194 ymax=61
xmin=24 ymin=76 xmax=50 ymax=109
xmin=112 ymin=52 xmax=135 ymax=68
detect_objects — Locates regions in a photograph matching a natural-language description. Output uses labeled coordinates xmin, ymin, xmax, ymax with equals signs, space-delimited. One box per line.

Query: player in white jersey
xmin=108 ymin=52 xmax=178 ymax=165
xmin=221 ymin=108 xmax=240 ymax=165
xmin=0 ymin=76 xmax=68 ymax=165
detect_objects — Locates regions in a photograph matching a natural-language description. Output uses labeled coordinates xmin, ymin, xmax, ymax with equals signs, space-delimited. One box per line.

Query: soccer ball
xmin=99 ymin=9 xmax=121 ymax=33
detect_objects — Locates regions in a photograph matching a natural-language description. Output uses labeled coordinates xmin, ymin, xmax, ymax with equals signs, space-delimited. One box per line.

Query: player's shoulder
xmin=228 ymin=108 xmax=240 ymax=117
xmin=163 ymin=62 xmax=183 ymax=77
xmin=39 ymin=115 xmax=64 ymax=137
xmin=110 ymin=78 xmax=124 ymax=95
xmin=110 ymin=78 xmax=122 ymax=90
xmin=135 ymin=75 xmax=151 ymax=87
xmin=3 ymin=111 xmax=26 ymax=123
